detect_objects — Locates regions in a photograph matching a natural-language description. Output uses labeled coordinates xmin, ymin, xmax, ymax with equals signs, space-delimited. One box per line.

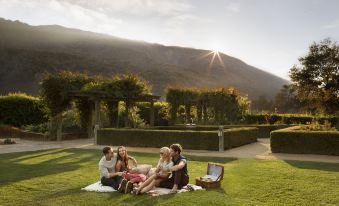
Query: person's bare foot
xmin=169 ymin=185 xmax=178 ymax=194
xmin=169 ymin=189 xmax=178 ymax=194
xmin=133 ymin=187 xmax=141 ymax=195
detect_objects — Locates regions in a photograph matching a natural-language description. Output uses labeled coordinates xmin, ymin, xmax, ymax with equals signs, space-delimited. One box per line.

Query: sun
xmin=198 ymin=49 xmax=225 ymax=73
xmin=212 ymin=50 xmax=219 ymax=54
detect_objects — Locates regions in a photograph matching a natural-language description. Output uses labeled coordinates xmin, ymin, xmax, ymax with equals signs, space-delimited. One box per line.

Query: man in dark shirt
xmin=160 ymin=144 xmax=189 ymax=193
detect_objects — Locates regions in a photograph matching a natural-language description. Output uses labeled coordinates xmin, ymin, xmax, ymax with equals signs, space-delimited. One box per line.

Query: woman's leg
xmin=140 ymin=179 xmax=156 ymax=194
xmin=137 ymin=174 xmax=156 ymax=192
xmin=140 ymin=178 xmax=163 ymax=194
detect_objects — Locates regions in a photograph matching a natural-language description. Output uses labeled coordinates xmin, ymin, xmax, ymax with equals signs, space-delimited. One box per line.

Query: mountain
xmin=0 ymin=18 xmax=289 ymax=99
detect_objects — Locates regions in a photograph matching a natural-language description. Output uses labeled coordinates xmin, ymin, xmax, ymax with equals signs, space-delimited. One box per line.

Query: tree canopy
xmin=289 ymin=38 xmax=339 ymax=114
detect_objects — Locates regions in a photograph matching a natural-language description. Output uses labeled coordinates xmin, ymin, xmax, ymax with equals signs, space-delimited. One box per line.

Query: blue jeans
xmin=101 ymin=176 xmax=123 ymax=190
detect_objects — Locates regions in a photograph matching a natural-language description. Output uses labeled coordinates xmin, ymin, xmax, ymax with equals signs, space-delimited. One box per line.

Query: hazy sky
xmin=1 ymin=0 xmax=339 ymax=80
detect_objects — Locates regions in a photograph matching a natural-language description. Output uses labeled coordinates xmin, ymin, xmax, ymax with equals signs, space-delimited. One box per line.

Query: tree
xmin=274 ymin=84 xmax=303 ymax=113
xmin=290 ymin=38 xmax=339 ymax=114
xmin=251 ymin=95 xmax=273 ymax=112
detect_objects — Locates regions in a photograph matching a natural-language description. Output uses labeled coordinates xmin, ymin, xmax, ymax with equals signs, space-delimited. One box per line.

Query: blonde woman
xmin=134 ymin=147 xmax=173 ymax=195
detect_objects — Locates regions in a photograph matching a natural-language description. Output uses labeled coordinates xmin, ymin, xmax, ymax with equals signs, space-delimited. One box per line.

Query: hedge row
xmin=0 ymin=124 xmax=88 ymax=141
xmin=224 ymin=127 xmax=258 ymax=148
xmin=244 ymin=114 xmax=337 ymax=125
xmin=97 ymin=127 xmax=258 ymax=150
xmin=0 ymin=93 xmax=48 ymax=127
xmin=270 ymin=126 xmax=339 ymax=155
xmin=151 ymin=124 xmax=290 ymax=138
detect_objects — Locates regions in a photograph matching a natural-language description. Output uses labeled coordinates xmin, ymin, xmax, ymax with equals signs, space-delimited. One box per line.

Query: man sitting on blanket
xmin=99 ymin=146 xmax=136 ymax=190
xmin=160 ymin=143 xmax=189 ymax=193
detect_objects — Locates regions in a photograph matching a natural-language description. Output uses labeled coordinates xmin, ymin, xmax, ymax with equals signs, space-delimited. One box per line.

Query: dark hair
xmin=170 ymin=144 xmax=182 ymax=154
xmin=117 ymin=146 xmax=129 ymax=171
xmin=102 ymin=146 xmax=112 ymax=155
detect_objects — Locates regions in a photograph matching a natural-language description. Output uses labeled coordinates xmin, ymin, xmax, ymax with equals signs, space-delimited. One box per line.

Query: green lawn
xmin=0 ymin=148 xmax=338 ymax=206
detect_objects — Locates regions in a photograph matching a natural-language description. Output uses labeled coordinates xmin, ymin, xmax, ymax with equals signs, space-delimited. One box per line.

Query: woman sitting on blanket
xmin=134 ymin=147 xmax=173 ymax=195
xmin=116 ymin=146 xmax=147 ymax=194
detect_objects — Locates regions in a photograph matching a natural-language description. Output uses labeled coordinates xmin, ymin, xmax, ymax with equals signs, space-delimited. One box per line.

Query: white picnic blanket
xmin=81 ymin=181 xmax=204 ymax=196
xmin=147 ymin=184 xmax=204 ymax=196
xmin=81 ymin=181 xmax=116 ymax=192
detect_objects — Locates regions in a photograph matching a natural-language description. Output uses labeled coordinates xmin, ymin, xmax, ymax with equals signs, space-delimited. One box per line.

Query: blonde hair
xmin=160 ymin=147 xmax=170 ymax=163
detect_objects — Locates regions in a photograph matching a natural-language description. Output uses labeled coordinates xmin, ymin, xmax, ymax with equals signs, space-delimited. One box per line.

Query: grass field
xmin=0 ymin=148 xmax=338 ymax=206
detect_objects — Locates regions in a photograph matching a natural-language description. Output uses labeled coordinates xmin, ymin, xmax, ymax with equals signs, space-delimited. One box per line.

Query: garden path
xmin=1 ymin=138 xmax=338 ymax=163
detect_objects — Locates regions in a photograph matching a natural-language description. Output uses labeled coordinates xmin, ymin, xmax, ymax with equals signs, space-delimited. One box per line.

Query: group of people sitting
xmin=99 ymin=143 xmax=189 ymax=195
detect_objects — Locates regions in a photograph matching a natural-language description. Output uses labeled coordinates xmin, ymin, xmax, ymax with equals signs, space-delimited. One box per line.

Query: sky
xmin=1 ymin=0 xmax=339 ymax=80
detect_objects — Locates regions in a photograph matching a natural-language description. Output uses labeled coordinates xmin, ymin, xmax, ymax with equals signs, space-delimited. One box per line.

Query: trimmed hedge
xmin=97 ymin=127 xmax=258 ymax=151
xmin=151 ymin=125 xmax=222 ymax=131
xmin=224 ymin=127 xmax=258 ymax=148
xmin=244 ymin=114 xmax=337 ymax=125
xmin=151 ymin=124 xmax=290 ymax=138
xmin=0 ymin=93 xmax=48 ymax=127
xmin=270 ymin=126 xmax=339 ymax=155
xmin=250 ymin=125 xmax=291 ymax=138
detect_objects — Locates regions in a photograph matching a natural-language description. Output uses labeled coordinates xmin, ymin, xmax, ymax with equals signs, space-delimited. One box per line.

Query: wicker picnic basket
xmin=195 ymin=163 xmax=224 ymax=189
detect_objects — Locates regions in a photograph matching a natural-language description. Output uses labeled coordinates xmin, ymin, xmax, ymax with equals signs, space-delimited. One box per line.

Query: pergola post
xmin=87 ymin=103 xmax=93 ymax=139
xmin=218 ymin=125 xmax=224 ymax=151
xmin=150 ymin=101 xmax=155 ymax=127
xmin=115 ymin=101 xmax=120 ymax=128
xmin=203 ymin=104 xmax=207 ymax=124
xmin=197 ymin=103 xmax=202 ymax=123
xmin=124 ymin=101 xmax=130 ymax=127
xmin=336 ymin=111 xmax=339 ymax=130
xmin=94 ymin=99 xmax=101 ymax=144
xmin=56 ymin=113 xmax=63 ymax=142
xmin=185 ymin=104 xmax=191 ymax=124
xmin=169 ymin=104 xmax=178 ymax=125
xmin=107 ymin=101 xmax=119 ymax=128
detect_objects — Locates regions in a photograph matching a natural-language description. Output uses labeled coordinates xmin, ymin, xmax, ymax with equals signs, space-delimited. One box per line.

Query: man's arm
xmin=169 ymin=160 xmax=186 ymax=172
xmin=99 ymin=164 xmax=123 ymax=178
xmin=109 ymin=171 xmax=123 ymax=178
xmin=99 ymin=164 xmax=113 ymax=178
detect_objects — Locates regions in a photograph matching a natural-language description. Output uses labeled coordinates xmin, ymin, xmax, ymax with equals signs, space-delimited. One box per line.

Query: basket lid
xmin=207 ymin=163 xmax=224 ymax=181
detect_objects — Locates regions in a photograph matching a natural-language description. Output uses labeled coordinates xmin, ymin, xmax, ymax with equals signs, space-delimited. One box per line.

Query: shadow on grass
xmin=0 ymin=148 xmax=99 ymax=186
xmin=8 ymin=148 xmax=73 ymax=162
xmin=284 ymin=160 xmax=339 ymax=172
xmin=128 ymin=151 xmax=238 ymax=164
xmin=186 ymin=155 xmax=237 ymax=164
xmin=118 ymin=193 xmax=174 ymax=206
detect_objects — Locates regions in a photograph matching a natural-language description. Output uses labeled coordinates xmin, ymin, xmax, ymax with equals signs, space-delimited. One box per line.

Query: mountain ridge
xmin=0 ymin=18 xmax=289 ymax=99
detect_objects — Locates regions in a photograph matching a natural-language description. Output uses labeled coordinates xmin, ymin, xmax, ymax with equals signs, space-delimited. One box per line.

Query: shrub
xmin=151 ymin=124 xmax=289 ymax=138
xmin=0 ymin=93 xmax=48 ymax=127
xmin=224 ymin=127 xmax=258 ymax=148
xmin=297 ymin=120 xmax=337 ymax=131
xmin=3 ymin=138 xmax=16 ymax=144
xmin=22 ymin=123 xmax=50 ymax=134
xmin=244 ymin=113 xmax=337 ymax=126
xmin=270 ymin=126 xmax=339 ymax=155
xmin=137 ymin=102 xmax=169 ymax=126
xmin=97 ymin=127 xmax=257 ymax=150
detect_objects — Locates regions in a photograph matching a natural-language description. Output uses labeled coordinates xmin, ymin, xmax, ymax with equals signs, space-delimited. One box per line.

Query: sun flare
xmin=199 ymin=49 xmax=225 ymax=72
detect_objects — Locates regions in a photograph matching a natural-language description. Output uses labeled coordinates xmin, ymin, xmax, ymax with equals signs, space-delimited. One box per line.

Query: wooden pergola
xmin=54 ymin=91 xmax=161 ymax=142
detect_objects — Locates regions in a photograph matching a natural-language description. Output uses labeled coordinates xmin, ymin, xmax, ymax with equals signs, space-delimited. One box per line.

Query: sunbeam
xmin=198 ymin=50 xmax=225 ymax=74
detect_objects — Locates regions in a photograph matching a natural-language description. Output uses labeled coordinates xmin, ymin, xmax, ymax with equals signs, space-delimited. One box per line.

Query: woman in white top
xmin=135 ymin=147 xmax=173 ymax=195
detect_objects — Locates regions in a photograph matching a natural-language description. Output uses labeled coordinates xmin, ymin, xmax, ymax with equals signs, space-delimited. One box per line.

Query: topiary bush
xmin=270 ymin=126 xmax=339 ymax=155
xmin=3 ymin=138 xmax=16 ymax=144
xmin=151 ymin=124 xmax=289 ymax=138
xmin=243 ymin=113 xmax=337 ymax=126
xmin=0 ymin=93 xmax=48 ymax=127
xmin=97 ymin=127 xmax=257 ymax=150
